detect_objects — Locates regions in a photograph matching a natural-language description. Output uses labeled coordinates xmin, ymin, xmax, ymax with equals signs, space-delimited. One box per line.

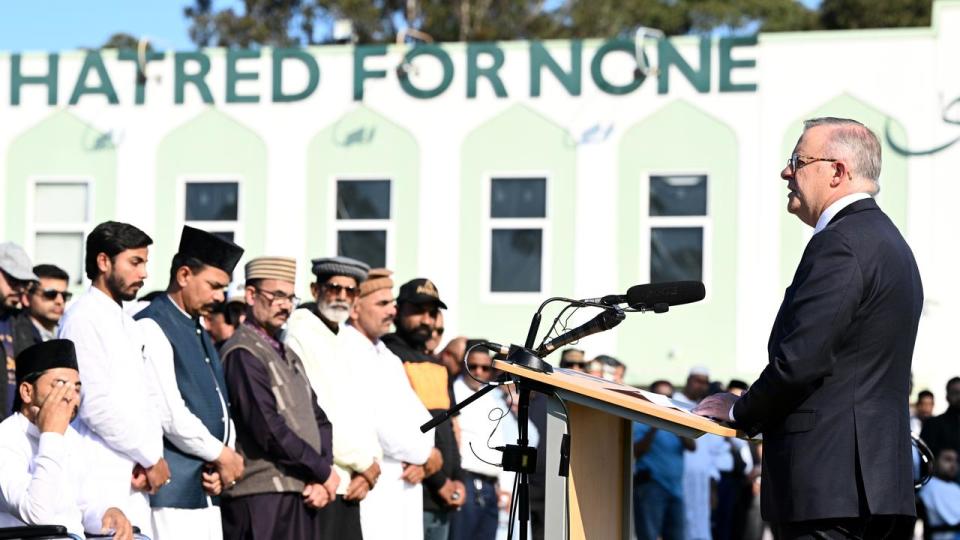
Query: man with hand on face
xmin=694 ymin=118 xmax=923 ymax=539
xmin=339 ymin=268 xmax=439 ymax=540
xmin=382 ymin=278 xmax=465 ymax=540
xmin=134 ymin=226 xmax=246 ymax=539
xmin=12 ymin=264 xmax=71 ymax=355
xmin=0 ymin=340 xmax=135 ymax=539
xmin=59 ymin=221 xmax=168 ymax=537
xmin=285 ymin=256 xmax=382 ymax=540
xmin=220 ymin=257 xmax=336 ymax=539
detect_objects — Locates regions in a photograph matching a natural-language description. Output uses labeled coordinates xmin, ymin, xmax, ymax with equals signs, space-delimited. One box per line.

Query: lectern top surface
xmin=494 ymin=359 xmax=739 ymax=438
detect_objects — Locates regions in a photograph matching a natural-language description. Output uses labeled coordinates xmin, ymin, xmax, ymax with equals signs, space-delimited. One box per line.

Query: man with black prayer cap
xmin=220 ymin=257 xmax=337 ymax=539
xmin=135 ymin=226 xmax=246 ymax=539
xmin=0 ymin=339 xmax=135 ymax=539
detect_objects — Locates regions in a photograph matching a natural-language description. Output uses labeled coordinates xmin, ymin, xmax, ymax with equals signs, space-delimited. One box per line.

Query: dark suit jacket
xmin=732 ymin=197 xmax=923 ymax=524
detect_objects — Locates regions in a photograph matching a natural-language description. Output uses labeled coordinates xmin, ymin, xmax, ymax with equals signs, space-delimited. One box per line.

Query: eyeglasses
xmin=787 ymin=154 xmax=837 ymax=173
xmin=35 ymin=288 xmax=72 ymax=302
xmin=255 ymin=288 xmax=299 ymax=306
xmin=467 ymin=363 xmax=492 ymax=373
xmin=321 ymin=283 xmax=359 ymax=298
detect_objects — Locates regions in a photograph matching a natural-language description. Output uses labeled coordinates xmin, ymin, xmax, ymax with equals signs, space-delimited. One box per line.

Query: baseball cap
xmin=0 ymin=242 xmax=39 ymax=282
xmin=396 ymin=278 xmax=448 ymax=309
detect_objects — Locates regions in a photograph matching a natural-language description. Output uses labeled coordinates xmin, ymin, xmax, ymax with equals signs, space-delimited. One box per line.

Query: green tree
xmin=819 ymin=0 xmax=932 ymax=29
xmin=101 ymin=32 xmax=143 ymax=50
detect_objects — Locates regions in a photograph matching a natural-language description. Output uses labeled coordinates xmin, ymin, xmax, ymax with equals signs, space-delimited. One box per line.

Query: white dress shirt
xmin=813 ymin=192 xmax=872 ymax=235
xmin=284 ymin=309 xmax=382 ymax=495
xmin=137 ymin=296 xmax=232 ymax=463
xmin=452 ymin=376 xmax=510 ymax=480
xmin=58 ymin=286 xmax=163 ymax=533
xmin=340 ymin=323 xmax=433 ymax=540
xmin=0 ymin=413 xmax=112 ymax=537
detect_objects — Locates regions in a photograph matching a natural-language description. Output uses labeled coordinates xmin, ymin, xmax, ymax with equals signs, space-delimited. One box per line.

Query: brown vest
xmin=220 ymin=324 xmax=323 ymax=497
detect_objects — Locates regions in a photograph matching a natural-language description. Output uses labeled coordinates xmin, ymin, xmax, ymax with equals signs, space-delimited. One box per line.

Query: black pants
xmin=775 ymin=515 xmax=901 ymax=540
xmin=317 ymin=495 xmax=363 ymax=540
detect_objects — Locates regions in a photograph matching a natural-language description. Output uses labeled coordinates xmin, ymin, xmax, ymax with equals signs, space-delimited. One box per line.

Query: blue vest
xmin=135 ymin=295 xmax=229 ymax=509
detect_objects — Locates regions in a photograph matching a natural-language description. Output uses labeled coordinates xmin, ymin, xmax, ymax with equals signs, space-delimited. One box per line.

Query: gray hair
xmin=803 ymin=117 xmax=882 ymax=193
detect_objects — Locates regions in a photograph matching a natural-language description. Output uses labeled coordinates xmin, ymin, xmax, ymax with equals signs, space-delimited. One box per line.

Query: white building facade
xmin=2 ymin=0 xmax=959 ymax=392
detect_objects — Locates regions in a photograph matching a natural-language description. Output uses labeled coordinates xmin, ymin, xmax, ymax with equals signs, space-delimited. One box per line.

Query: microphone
xmin=626 ymin=281 xmax=705 ymax=309
xmin=536 ymin=307 xmax=625 ymax=356
xmin=583 ymin=281 xmax=705 ymax=310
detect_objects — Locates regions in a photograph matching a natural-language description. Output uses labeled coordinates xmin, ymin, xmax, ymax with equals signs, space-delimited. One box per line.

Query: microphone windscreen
xmin=626 ymin=281 xmax=705 ymax=308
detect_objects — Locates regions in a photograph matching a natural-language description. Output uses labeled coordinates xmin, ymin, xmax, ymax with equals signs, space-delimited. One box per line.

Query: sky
xmin=0 ymin=0 xmax=823 ymax=53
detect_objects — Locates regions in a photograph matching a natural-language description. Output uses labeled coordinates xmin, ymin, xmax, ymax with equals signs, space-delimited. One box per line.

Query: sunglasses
xmin=322 ymin=283 xmax=359 ymax=298
xmin=35 ymin=288 xmax=72 ymax=302
xmin=467 ymin=363 xmax=492 ymax=372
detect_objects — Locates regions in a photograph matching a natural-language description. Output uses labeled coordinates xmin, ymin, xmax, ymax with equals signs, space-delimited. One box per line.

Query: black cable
xmin=463 ymin=342 xmax=512 ymax=388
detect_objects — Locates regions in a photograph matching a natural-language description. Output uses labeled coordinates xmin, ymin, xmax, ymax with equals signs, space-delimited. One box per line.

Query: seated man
xmin=0 ymin=340 xmax=135 ymax=539
xmin=919 ymin=448 xmax=960 ymax=540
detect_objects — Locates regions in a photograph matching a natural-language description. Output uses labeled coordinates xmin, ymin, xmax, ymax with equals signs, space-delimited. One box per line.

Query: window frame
xmin=639 ymin=172 xmax=712 ymax=298
xmin=329 ymin=176 xmax=396 ymax=270
xmin=481 ymin=172 xmax=552 ymax=303
xmin=178 ymin=175 xmax=244 ymax=246
xmin=26 ymin=176 xmax=94 ymax=286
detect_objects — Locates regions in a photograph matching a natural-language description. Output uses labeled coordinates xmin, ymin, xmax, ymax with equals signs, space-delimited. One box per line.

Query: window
xmin=184 ymin=180 xmax=240 ymax=242
xmin=31 ymin=180 xmax=91 ymax=285
xmin=335 ymin=179 xmax=392 ymax=268
xmin=646 ymin=174 xmax=708 ymax=283
xmin=487 ymin=177 xmax=548 ymax=293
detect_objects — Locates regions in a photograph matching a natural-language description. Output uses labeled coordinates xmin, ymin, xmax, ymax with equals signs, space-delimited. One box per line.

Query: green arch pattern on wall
xmin=458 ymin=104 xmax=576 ymax=345
xmin=5 ymin=110 xmax=117 ymax=245
xmin=155 ymin=108 xmax=268 ymax=282
xmin=305 ymin=105 xmax=420 ymax=280
xmin=617 ymin=100 xmax=739 ymax=383
xmin=779 ymin=94 xmax=909 ymax=287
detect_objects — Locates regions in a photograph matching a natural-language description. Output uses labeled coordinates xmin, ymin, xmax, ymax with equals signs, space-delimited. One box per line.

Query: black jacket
xmin=733 ymin=198 xmax=923 ymax=523
xmin=382 ymin=333 xmax=464 ymax=513
xmin=920 ymin=407 xmax=960 ymax=460
xmin=11 ymin=311 xmax=42 ymax=357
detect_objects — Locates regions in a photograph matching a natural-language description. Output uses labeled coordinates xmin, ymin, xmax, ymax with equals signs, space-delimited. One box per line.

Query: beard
xmin=397 ymin=320 xmax=432 ymax=348
xmin=318 ymin=300 xmax=351 ymax=325
xmin=106 ymin=271 xmax=143 ymax=302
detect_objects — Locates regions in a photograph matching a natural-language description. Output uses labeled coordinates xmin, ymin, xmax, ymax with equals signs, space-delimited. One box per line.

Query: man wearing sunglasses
xmin=0 ymin=243 xmax=40 ymax=422
xmin=449 ymin=342 xmax=511 ymax=540
xmin=12 ymin=264 xmax=71 ymax=356
xmin=694 ymin=118 xmax=923 ymax=539
xmin=285 ymin=256 xmax=381 ymax=540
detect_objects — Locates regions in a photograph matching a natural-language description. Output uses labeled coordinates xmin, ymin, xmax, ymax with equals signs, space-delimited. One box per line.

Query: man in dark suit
xmin=694 ymin=117 xmax=923 ymax=539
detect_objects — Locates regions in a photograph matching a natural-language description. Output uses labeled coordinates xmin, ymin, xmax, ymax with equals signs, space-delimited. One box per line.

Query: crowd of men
xmin=0 ymin=219 xmax=958 ymax=540
xmin=0 ymin=223 xmax=539 ymax=540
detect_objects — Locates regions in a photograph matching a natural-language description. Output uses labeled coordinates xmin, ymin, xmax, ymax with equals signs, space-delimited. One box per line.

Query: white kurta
xmin=58 ymin=286 xmax=164 ymax=536
xmin=137 ymin=297 xmax=235 ymax=540
xmin=339 ymin=324 xmax=434 ymax=540
xmin=0 ymin=413 xmax=112 ymax=537
xmin=284 ymin=309 xmax=382 ymax=496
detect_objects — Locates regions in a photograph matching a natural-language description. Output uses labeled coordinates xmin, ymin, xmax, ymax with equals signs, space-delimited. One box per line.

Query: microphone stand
xmin=421 ymin=345 xmax=551 ymax=540
xmin=421 ymin=297 xmax=624 ymax=540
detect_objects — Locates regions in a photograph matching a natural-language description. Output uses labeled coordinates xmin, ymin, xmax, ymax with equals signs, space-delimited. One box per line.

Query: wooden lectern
xmin=495 ymin=360 xmax=738 ymax=540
